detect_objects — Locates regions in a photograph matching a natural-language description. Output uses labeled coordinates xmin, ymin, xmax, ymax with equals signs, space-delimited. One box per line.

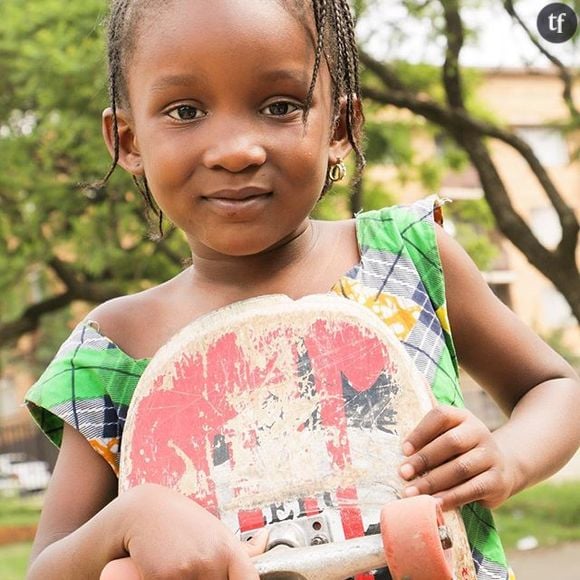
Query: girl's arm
xmin=399 ymin=225 xmax=580 ymax=510
xmin=28 ymin=424 xmax=260 ymax=579
xmin=27 ymin=424 xmax=128 ymax=578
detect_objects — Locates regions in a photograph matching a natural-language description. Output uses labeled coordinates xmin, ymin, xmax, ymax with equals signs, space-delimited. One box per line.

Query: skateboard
xmin=100 ymin=294 xmax=476 ymax=579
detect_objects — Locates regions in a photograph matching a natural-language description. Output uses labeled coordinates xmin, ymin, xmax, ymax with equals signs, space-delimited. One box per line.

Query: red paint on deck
xmin=126 ymin=314 xmax=396 ymax=580
xmin=238 ymin=509 xmax=266 ymax=532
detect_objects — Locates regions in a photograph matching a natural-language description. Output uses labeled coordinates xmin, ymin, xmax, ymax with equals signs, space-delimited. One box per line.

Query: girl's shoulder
xmin=87 ymin=294 xmax=154 ymax=359
xmin=89 ymin=273 xmax=190 ymax=359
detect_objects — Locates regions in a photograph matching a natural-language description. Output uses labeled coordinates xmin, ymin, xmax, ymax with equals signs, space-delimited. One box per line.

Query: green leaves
xmin=0 ymin=0 xmax=185 ymax=347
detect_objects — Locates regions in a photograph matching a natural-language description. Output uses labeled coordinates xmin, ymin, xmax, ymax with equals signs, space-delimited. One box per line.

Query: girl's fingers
xmin=424 ymin=471 xmax=498 ymax=510
xmin=402 ymin=447 xmax=491 ymax=499
xmin=400 ymin=420 xmax=484 ymax=480
xmin=402 ymin=406 xmax=470 ymax=457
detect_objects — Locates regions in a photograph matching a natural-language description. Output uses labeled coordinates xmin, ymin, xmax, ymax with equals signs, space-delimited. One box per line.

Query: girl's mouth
xmin=202 ymin=192 xmax=273 ymax=217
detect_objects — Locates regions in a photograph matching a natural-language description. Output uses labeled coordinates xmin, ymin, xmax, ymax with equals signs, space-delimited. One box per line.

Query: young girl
xmin=25 ymin=1 xmax=580 ymax=579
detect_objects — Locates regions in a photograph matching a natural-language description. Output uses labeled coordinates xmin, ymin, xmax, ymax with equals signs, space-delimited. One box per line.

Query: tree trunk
xmin=455 ymin=131 xmax=580 ymax=323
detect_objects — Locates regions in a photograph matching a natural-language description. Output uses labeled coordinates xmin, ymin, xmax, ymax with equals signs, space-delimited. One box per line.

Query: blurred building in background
xmin=461 ymin=69 xmax=578 ymax=344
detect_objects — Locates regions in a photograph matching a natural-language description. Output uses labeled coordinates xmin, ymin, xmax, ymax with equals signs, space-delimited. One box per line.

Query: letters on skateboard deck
xmin=101 ymin=294 xmax=476 ymax=579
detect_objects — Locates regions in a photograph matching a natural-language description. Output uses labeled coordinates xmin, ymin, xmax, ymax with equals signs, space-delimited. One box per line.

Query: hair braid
xmin=305 ymin=0 xmax=328 ymax=123
xmin=335 ymin=0 xmax=365 ymax=176
xmin=339 ymin=0 xmax=360 ymax=95
xmin=103 ymin=0 xmax=129 ymax=183
xmin=101 ymin=0 xmax=165 ymax=237
xmin=328 ymin=0 xmax=347 ymax=94
xmin=308 ymin=0 xmax=365 ymax=191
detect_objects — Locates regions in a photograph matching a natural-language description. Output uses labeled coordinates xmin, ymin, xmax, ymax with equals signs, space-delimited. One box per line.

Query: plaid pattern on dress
xmin=330 ymin=196 xmax=508 ymax=578
xmin=26 ymin=322 xmax=148 ymax=473
xmin=26 ymin=196 xmax=508 ymax=578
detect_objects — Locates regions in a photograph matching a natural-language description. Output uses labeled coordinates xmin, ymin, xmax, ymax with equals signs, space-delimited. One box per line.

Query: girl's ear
xmin=102 ymin=107 xmax=145 ymax=176
xmin=328 ymin=95 xmax=363 ymax=165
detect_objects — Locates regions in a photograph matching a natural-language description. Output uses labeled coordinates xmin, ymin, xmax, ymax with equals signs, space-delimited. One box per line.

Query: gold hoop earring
xmin=328 ymin=158 xmax=346 ymax=182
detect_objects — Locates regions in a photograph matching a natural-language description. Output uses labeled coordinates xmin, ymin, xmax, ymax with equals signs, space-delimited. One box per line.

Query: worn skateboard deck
xmin=117 ymin=294 xmax=475 ymax=579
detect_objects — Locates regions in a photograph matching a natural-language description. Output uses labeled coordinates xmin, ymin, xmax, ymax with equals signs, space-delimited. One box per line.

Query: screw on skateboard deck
xmin=100 ymin=294 xmax=476 ymax=579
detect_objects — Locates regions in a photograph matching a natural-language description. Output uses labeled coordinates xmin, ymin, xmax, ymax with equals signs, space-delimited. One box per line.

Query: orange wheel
xmin=380 ymin=496 xmax=453 ymax=580
xmin=100 ymin=557 xmax=141 ymax=580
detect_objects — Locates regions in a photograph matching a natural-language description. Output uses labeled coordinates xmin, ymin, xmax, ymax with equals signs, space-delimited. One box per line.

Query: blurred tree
xmin=0 ymin=0 xmax=187 ymax=349
xmin=0 ymin=0 xmax=578 ymax=351
xmin=355 ymin=0 xmax=579 ymax=322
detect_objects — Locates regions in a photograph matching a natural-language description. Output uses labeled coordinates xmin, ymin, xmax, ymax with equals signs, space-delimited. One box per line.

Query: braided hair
xmin=103 ymin=0 xmax=365 ymax=237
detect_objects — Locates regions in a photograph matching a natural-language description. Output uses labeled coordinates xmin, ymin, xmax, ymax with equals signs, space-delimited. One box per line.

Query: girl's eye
xmin=262 ymin=101 xmax=302 ymax=117
xmin=166 ymin=105 xmax=205 ymax=121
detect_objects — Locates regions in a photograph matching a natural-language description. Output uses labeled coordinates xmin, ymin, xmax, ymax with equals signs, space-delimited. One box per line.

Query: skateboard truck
xmin=252 ymin=533 xmax=387 ymax=580
xmin=252 ymin=529 xmax=454 ymax=580
xmin=250 ymin=497 xmax=455 ymax=580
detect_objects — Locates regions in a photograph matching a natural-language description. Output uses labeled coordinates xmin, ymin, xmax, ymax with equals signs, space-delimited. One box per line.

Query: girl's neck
xmin=188 ymin=220 xmax=319 ymax=294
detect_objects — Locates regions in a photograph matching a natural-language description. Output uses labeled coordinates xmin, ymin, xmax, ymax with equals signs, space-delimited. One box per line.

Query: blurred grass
xmin=0 ymin=495 xmax=42 ymax=527
xmin=0 ymin=542 xmax=31 ymax=580
xmin=0 ymin=496 xmax=39 ymax=579
xmin=495 ymin=481 xmax=580 ymax=549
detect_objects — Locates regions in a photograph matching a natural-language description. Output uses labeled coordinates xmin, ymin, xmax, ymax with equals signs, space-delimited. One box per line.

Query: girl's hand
xmin=120 ymin=483 xmax=262 ymax=579
xmin=398 ymin=406 xmax=517 ymax=510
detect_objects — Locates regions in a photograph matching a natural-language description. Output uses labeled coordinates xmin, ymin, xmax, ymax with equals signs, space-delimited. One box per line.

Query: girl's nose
xmin=202 ymin=124 xmax=267 ymax=172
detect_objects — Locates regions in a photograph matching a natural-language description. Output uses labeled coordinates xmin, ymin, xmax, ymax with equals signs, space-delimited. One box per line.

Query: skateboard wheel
xmin=100 ymin=557 xmax=141 ymax=580
xmin=380 ymin=496 xmax=453 ymax=580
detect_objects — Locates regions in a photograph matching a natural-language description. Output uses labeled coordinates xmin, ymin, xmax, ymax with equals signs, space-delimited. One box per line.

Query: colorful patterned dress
xmin=25 ymin=197 xmax=509 ymax=579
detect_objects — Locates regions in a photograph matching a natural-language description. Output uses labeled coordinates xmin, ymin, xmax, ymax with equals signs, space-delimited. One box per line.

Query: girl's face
xmin=105 ymin=0 xmax=352 ymax=258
